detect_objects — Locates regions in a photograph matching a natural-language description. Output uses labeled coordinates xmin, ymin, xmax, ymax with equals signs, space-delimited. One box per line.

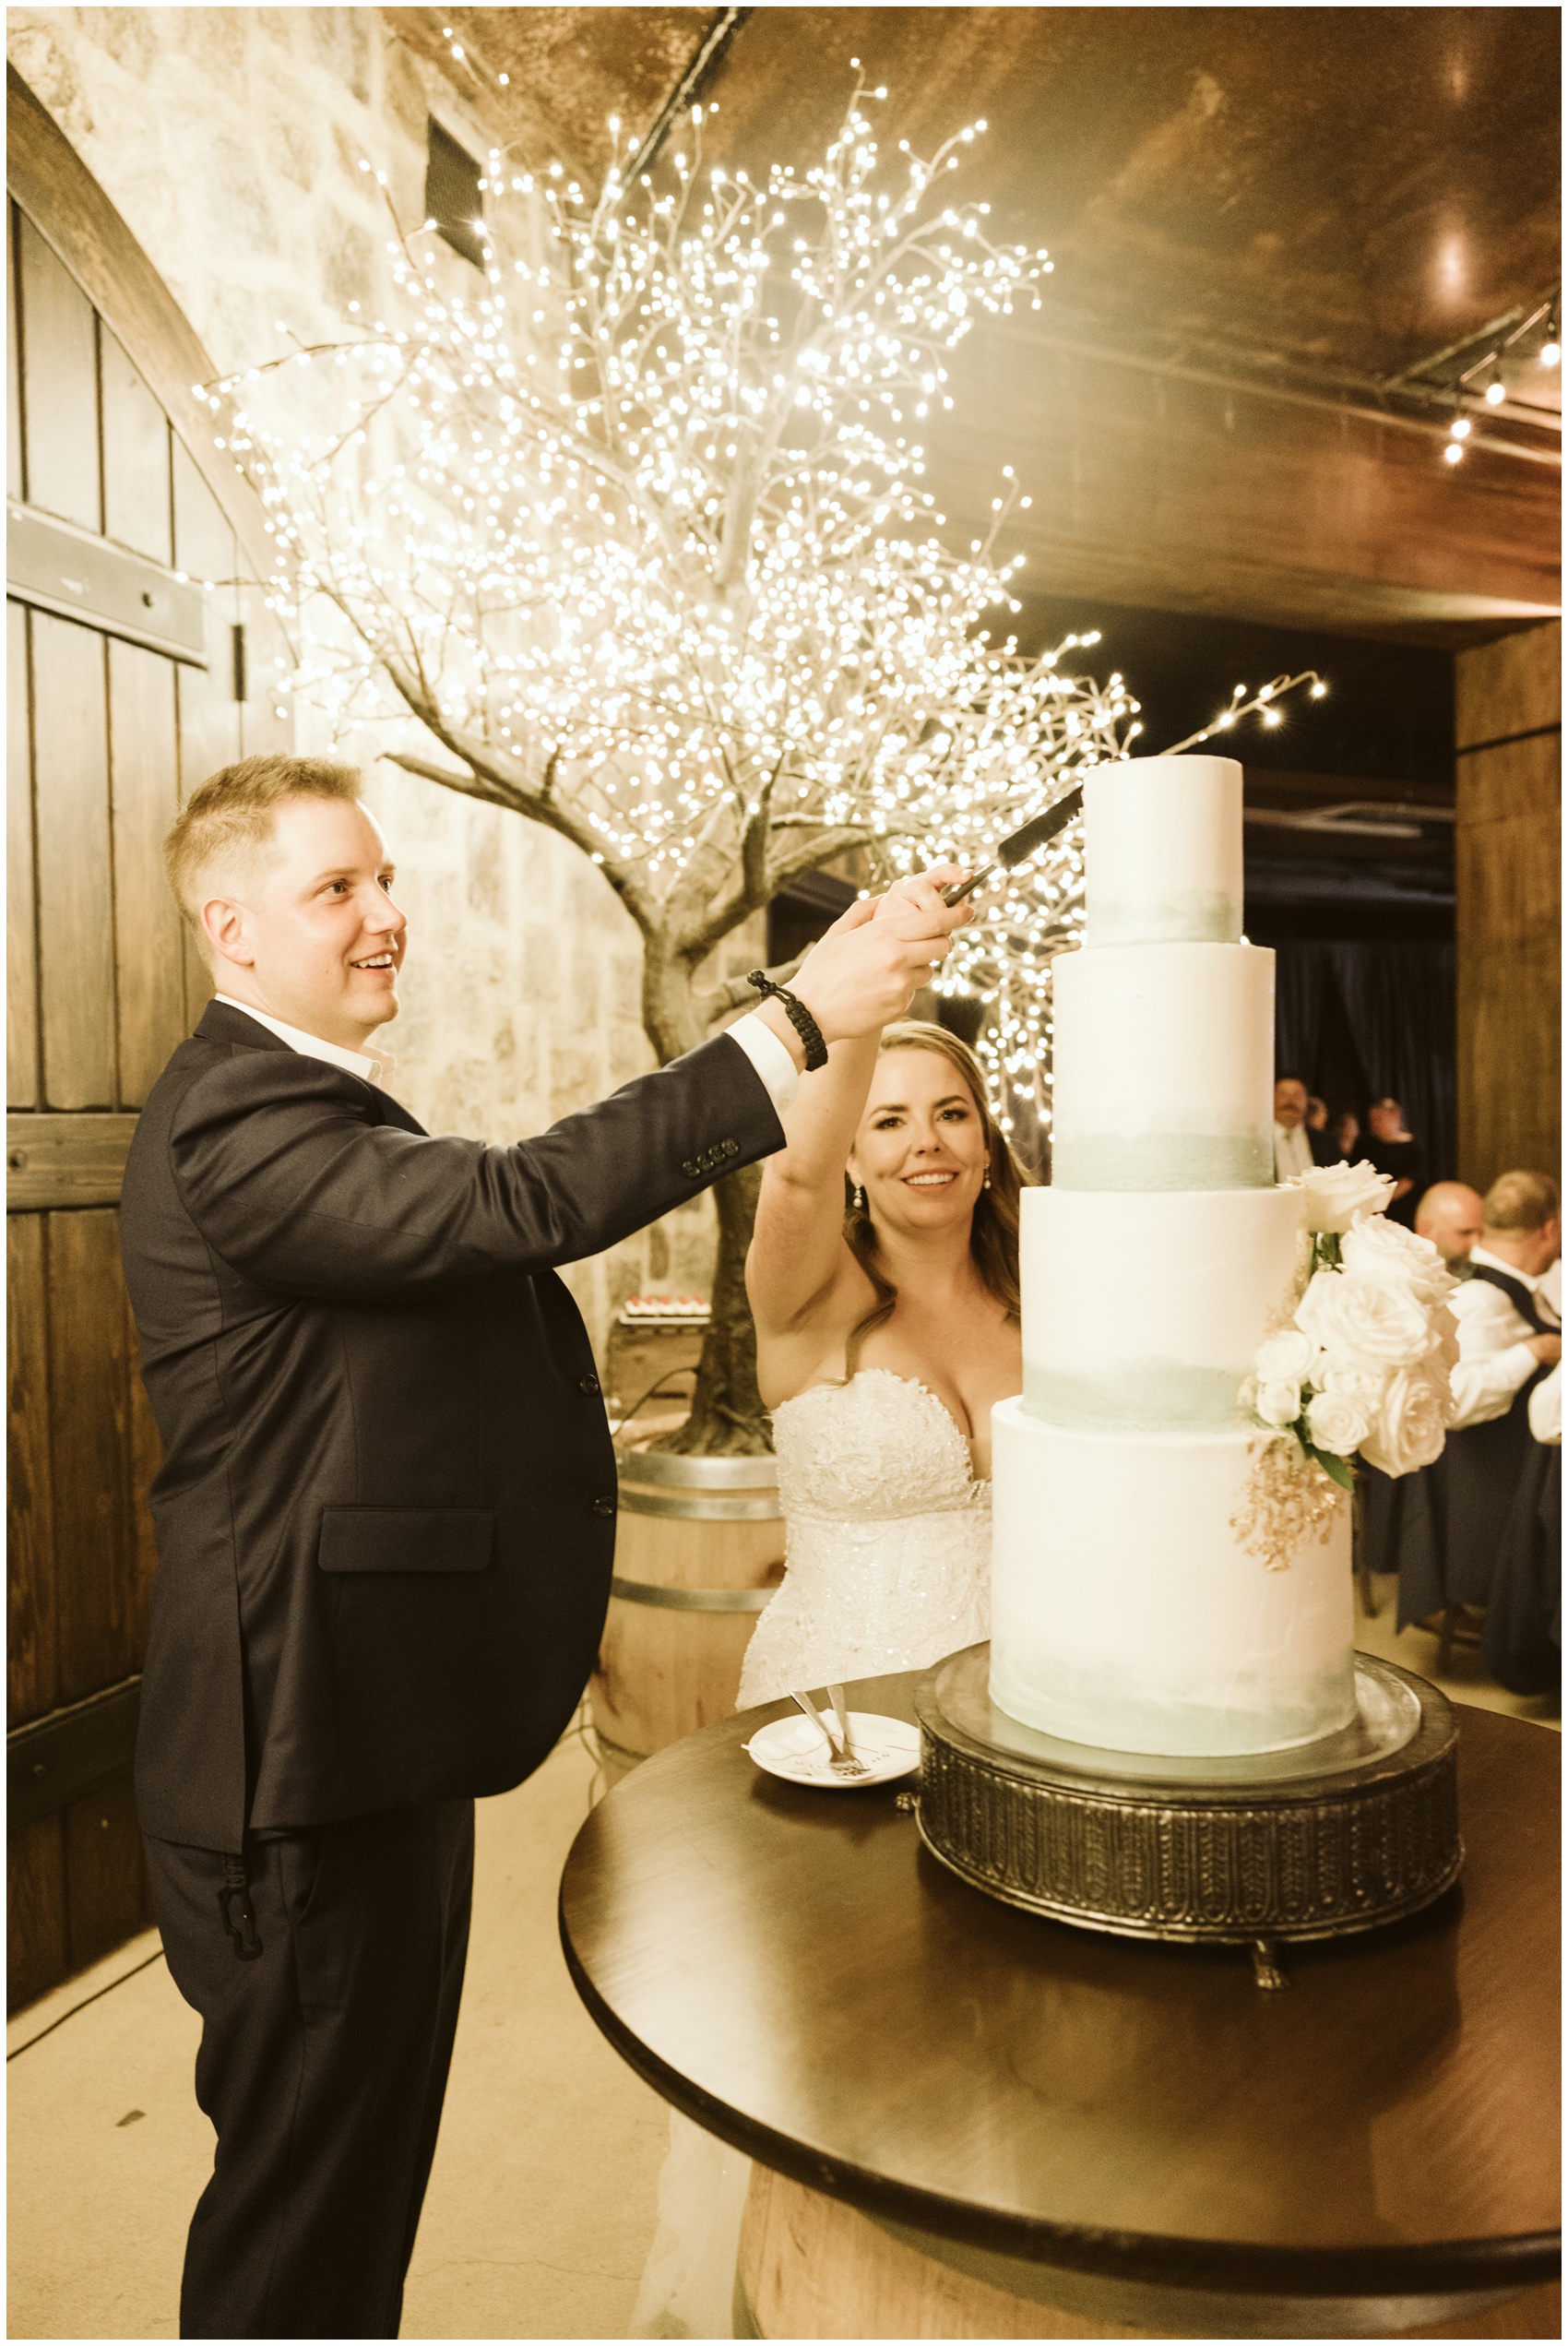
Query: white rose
xmin=1305 ymin=1388 xmax=1372 ymax=1457
xmin=1341 ymin=1216 xmax=1456 ymax=1306
xmin=1296 ymin=1268 xmax=1431 ymax=1367
xmin=1291 ymin=1160 xmax=1397 ymax=1234
xmin=1360 ymin=1367 xmax=1450 ymax=1477
xmin=1255 ymin=1328 xmax=1315 ymax=1385
xmin=1425 ymin=1302 xmax=1460 ymax=1380
xmin=1320 ymin=1357 xmax=1388 ymax=1411
xmin=1256 ymin=1377 xmax=1305 ymax=1430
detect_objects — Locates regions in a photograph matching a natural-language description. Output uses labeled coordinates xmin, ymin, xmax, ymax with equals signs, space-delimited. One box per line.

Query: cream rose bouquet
xmin=1243 ymin=1162 xmax=1459 ymax=1493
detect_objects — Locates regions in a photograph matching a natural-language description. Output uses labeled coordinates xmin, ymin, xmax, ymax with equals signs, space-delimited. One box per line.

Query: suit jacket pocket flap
xmin=317 ymin=1507 xmax=494 ymax=1574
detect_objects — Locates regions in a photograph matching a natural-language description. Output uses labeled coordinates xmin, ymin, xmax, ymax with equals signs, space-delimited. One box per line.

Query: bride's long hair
xmin=842 ymin=1021 xmax=1033 ymax=1376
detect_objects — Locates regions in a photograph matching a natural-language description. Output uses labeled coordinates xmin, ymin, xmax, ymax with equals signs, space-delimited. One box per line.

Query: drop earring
xmin=982 ymin=1167 xmax=992 ymax=1189
xmin=853 ymin=1183 xmax=867 ymax=1212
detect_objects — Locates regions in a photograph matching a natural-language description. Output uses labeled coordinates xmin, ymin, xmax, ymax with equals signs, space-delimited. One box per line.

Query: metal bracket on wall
xmin=8 ymin=1676 xmax=141 ymax=1832
xmin=6 ymin=499 xmax=208 ymax=665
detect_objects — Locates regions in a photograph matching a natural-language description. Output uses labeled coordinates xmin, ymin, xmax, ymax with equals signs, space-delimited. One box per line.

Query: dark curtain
xmin=1272 ymin=941 xmax=1456 ymax=1180
xmin=1272 ymin=942 xmax=1330 ymax=1090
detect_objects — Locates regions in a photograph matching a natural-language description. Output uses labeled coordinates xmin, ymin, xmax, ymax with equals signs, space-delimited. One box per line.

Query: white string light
xmin=199 ymin=77 xmax=1138 ymax=1113
xmin=197 ymin=85 xmax=1329 ymax=1157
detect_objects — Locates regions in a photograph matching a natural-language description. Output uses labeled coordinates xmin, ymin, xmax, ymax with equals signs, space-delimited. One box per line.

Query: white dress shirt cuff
xmin=1496 ymin=1340 xmax=1543 ymax=1394
xmin=725 ymin=1011 xmax=800 ymax=1117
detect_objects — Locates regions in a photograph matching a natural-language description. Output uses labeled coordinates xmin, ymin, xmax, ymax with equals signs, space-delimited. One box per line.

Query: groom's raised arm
xmin=164 ymin=1028 xmax=783 ymax=1302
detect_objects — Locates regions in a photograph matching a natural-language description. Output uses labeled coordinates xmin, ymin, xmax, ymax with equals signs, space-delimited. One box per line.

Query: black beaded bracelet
xmin=745 ymin=971 xmax=829 ymax=1072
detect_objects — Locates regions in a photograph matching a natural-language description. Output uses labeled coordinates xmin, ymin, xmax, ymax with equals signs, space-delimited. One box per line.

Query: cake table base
xmin=915 ymin=1647 xmax=1461 ymax=1971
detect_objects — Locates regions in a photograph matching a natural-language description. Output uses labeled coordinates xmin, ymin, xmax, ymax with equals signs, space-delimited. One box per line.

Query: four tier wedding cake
xmin=990 ymin=755 xmax=1358 ymax=1758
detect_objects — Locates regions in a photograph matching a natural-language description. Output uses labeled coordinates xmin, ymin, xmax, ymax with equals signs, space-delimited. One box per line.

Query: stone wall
xmin=7 ymin=6 xmax=748 ymax=1357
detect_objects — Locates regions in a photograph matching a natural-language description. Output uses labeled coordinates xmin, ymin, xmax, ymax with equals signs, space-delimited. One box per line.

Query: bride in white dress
xmin=632 ymin=875 xmax=1028 ymax=2336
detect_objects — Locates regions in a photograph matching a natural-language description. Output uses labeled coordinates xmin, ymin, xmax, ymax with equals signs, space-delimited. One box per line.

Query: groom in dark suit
xmin=120 ymin=753 xmax=965 ymax=2339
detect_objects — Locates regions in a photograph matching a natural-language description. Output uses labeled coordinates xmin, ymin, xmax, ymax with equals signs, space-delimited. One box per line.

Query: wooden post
xmin=1455 ymin=621 xmax=1562 ymax=1197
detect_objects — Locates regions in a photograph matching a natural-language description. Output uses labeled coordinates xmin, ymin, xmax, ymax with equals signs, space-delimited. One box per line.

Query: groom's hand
xmin=779 ymin=866 xmax=973 ymax=1047
xmin=872 ymin=864 xmax=971 ymax=923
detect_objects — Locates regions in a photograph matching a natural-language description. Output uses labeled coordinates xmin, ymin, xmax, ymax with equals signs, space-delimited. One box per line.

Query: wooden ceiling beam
xmin=933 ymin=328 xmax=1559 ymax=646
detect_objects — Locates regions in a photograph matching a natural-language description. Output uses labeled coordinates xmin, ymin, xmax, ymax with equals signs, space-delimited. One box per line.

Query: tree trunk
xmin=651 ymin=1158 xmax=771 ymax=1455
xmin=636 ymin=937 xmax=773 ymax=1455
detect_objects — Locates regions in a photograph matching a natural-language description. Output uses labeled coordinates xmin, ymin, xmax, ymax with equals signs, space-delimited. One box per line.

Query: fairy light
xmin=943 ymin=668 xmax=1329 ymax=1137
xmin=204 ymin=77 xmax=1139 ymax=1147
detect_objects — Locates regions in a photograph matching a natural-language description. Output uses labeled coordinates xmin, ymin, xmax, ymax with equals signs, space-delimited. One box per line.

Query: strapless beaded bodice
xmin=738 ymin=1370 xmax=992 ymax=1709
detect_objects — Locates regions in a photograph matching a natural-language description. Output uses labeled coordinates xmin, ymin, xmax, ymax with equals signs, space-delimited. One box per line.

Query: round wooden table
xmin=560 ymin=1670 xmax=1560 ymax=2340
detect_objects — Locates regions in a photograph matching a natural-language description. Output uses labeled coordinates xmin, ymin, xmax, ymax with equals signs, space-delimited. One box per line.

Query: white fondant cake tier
xmin=1085 ymin=755 xmax=1242 ymax=947
xmin=1021 ymin=1185 xmax=1304 ymax=1431
xmin=989 ymin=1399 xmax=1356 ymax=1757
xmin=1051 ymin=941 xmax=1276 ymax=1191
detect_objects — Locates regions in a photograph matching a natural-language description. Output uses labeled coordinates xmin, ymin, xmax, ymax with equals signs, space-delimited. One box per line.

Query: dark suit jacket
xmin=120 ymin=1001 xmax=784 ymax=1850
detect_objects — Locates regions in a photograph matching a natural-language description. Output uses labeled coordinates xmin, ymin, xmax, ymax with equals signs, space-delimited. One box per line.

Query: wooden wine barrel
xmin=589 ymin=1447 xmax=785 ymax=1768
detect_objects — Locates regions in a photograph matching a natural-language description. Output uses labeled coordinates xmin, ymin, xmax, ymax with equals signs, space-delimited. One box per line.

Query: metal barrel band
xmin=614 ymin=1448 xmax=779 ymax=1490
xmin=616 ymin=1487 xmax=782 ymax=1520
xmin=610 ymin=1575 xmax=778 ymax=1614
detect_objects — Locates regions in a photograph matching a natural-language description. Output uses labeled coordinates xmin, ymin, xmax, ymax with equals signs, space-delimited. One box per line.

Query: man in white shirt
xmin=1397 ymin=1169 xmax=1562 ymax=1643
xmin=1414 ymin=1179 xmax=1485 ymax=1272
xmin=1448 ymin=1171 xmax=1562 ymax=1430
xmin=1272 ymin=1075 xmax=1315 ymax=1182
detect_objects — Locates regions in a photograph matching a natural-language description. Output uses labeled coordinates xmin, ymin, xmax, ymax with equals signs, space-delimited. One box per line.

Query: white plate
xmin=743 ymin=1710 xmax=921 ymax=1789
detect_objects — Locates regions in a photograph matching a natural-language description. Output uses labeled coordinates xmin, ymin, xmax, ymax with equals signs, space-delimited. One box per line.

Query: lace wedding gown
xmin=629 ymin=1371 xmax=991 ymax=2339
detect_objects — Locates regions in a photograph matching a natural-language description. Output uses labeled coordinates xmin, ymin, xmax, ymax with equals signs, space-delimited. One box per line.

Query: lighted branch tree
xmin=212 ymin=84 xmax=1141 ymax=1452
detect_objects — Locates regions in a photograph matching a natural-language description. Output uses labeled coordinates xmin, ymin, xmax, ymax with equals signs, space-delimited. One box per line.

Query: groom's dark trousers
xmin=121 ymin=1000 xmax=784 ymax=2337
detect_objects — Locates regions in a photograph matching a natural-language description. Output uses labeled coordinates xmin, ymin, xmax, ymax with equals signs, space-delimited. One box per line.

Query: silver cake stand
xmin=913 ymin=1647 xmax=1462 ymax=1988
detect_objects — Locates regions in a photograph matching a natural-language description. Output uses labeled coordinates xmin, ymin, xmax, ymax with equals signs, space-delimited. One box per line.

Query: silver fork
xmin=826 ymin=1684 xmax=860 ymax=1768
xmin=789 ymin=1689 xmax=870 ymax=1778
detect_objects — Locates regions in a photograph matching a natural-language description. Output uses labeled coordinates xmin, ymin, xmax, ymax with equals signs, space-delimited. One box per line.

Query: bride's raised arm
xmin=747 ymin=1028 xmax=885 ymax=1343
xmin=747 ymin=868 xmax=969 ymax=1360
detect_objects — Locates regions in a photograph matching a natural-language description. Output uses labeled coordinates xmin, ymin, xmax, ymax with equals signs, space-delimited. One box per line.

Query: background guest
xmin=1396 ymin=1169 xmax=1562 ymax=1643
xmin=1414 ymin=1180 xmax=1486 ymax=1276
xmin=1362 ymin=1096 xmax=1425 ymax=1227
xmin=1272 ymin=1075 xmax=1314 ymax=1181
xmin=1305 ymin=1095 xmax=1339 ymax=1165
xmin=1481 ymin=1358 xmax=1562 ymax=1698
xmin=1333 ymin=1107 xmax=1360 ymax=1159
xmin=1450 ymin=1172 xmax=1562 ymax=1428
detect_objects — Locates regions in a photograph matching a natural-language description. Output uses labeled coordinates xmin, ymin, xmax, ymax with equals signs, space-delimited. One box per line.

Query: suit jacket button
xmin=682 ymin=1158 xmax=699 ymax=1177
xmin=578 ymin=1375 xmax=600 ymax=1397
xmin=723 ymin=1137 xmax=738 ymax=1157
xmin=593 ymin=1495 xmax=616 ymax=1518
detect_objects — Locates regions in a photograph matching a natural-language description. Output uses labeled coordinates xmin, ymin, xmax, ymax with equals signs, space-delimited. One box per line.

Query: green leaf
xmin=1304 ymin=1443 xmax=1356 ymax=1493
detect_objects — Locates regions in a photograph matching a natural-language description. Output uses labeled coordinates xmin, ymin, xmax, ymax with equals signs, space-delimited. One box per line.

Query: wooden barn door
xmin=6 ymin=73 xmax=291 ymax=2010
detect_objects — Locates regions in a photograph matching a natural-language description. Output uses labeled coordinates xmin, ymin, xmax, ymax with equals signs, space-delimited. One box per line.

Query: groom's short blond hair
xmin=164 ymin=755 xmax=362 ymax=941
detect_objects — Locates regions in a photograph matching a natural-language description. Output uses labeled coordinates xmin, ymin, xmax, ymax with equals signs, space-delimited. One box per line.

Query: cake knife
xmin=942 ymin=784 xmax=1085 ymax=906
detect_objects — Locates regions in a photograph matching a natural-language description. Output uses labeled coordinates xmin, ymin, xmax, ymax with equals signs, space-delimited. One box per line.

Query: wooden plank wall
xmin=1455 ymin=621 xmax=1562 ymax=1198
xmin=6 ymin=180 xmax=290 ymax=2009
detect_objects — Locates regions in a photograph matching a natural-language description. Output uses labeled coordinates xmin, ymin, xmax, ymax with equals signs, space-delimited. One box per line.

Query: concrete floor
xmin=6 ymin=1721 xmax=669 ymax=2341
xmin=6 ymin=1605 xmax=1557 ymax=2340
